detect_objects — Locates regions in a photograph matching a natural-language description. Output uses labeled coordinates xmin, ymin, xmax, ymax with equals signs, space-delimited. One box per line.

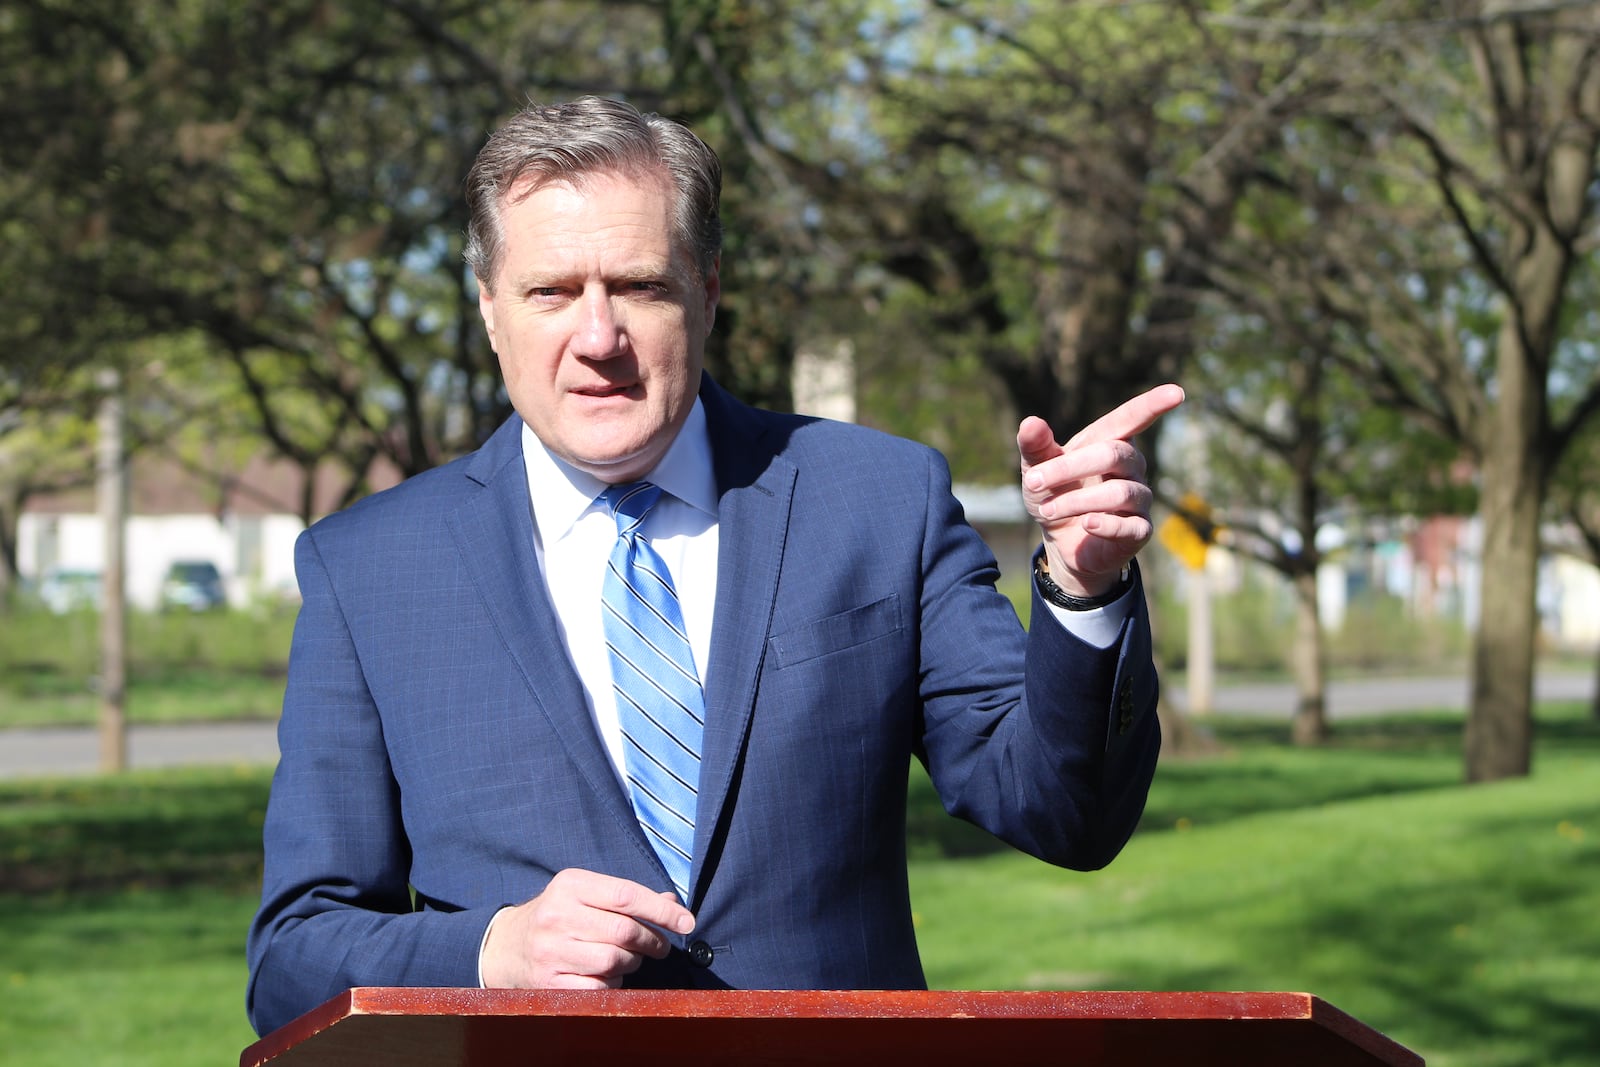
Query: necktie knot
xmin=601 ymin=482 xmax=662 ymax=538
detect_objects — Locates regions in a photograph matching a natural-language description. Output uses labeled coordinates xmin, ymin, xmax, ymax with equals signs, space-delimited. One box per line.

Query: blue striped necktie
xmin=599 ymin=482 xmax=704 ymax=900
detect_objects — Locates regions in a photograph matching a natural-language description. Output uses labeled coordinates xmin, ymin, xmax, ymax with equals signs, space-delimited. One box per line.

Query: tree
xmin=1551 ymin=475 xmax=1600 ymax=722
xmin=754 ymin=2 xmax=1338 ymax=428
xmin=1 ymin=0 xmax=819 ymax=524
xmin=0 ymin=407 xmax=98 ymax=609
xmin=1189 ymin=103 xmax=1479 ymax=744
xmin=1192 ymin=301 xmax=1475 ymax=744
xmin=1547 ymin=363 xmax=1600 ymax=722
xmin=692 ymin=0 xmax=1356 ymax=748
xmin=1253 ymin=2 xmax=1600 ymax=781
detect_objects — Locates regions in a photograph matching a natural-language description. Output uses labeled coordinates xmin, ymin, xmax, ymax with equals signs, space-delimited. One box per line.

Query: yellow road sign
xmin=1159 ymin=493 xmax=1219 ymax=571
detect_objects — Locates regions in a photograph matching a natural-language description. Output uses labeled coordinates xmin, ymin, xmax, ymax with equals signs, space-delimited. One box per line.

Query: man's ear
xmin=702 ymin=256 xmax=721 ymax=336
xmin=477 ymin=279 xmax=497 ymax=352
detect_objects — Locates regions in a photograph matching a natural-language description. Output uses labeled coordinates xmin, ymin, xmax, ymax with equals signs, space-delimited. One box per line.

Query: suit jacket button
xmin=688 ymin=940 xmax=714 ymax=967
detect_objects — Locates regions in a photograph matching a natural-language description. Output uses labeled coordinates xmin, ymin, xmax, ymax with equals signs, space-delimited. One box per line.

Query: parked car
xmin=38 ymin=567 xmax=102 ymax=614
xmin=160 ymin=560 xmax=227 ymax=612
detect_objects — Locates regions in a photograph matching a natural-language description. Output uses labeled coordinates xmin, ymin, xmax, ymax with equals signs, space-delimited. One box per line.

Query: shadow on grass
xmin=7 ymin=707 xmax=1594 ymax=887
xmin=908 ymin=707 xmax=1600 ymax=860
xmin=1141 ymin=707 xmax=1600 ymax=832
xmin=905 ymin=770 xmax=1015 ymax=860
xmin=4 ymin=661 xmax=97 ymax=698
xmin=1072 ymin=793 xmax=1600 ymax=1066
xmin=0 ymin=769 xmax=270 ymax=894
xmin=1279 ymin=803 xmax=1600 ymax=1066
xmin=1184 ymin=703 xmax=1600 ymax=750
xmin=1197 ymin=712 xmax=1468 ymax=750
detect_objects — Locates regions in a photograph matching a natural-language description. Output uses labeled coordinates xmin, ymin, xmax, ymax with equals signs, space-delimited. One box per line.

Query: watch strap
xmin=1034 ymin=553 xmax=1133 ymax=611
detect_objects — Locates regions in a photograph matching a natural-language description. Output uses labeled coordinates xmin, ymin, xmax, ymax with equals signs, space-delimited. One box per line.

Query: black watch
xmin=1034 ymin=553 xmax=1133 ymax=611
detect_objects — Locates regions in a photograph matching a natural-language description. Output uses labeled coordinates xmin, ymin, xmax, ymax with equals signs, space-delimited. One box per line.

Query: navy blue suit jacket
xmin=246 ymin=376 xmax=1161 ymax=1036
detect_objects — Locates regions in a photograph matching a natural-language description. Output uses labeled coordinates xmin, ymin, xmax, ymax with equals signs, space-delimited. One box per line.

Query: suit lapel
xmin=691 ymin=380 xmax=797 ymax=900
xmin=445 ymin=418 xmax=659 ymax=875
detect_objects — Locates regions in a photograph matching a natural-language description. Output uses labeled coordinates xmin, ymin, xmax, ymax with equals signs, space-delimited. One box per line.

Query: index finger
xmin=1065 ymin=383 xmax=1185 ymax=449
xmin=566 ymin=869 xmax=696 ymax=935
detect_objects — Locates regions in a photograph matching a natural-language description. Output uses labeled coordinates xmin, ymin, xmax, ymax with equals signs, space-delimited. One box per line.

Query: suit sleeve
xmin=245 ymin=529 xmax=497 ymax=1037
xmin=913 ymin=448 xmax=1161 ymax=870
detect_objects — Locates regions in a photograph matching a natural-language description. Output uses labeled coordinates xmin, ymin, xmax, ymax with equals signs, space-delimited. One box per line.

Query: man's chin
xmin=560 ymin=439 xmax=664 ymax=485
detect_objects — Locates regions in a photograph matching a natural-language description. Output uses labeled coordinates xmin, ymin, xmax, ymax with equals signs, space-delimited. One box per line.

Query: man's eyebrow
xmin=505 ymin=266 xmax=571 ymax=289
xmin=608 ymin=262 xmax=677 ymax=282
xmin=503 ymin=257 xmax=695 ymax=297
xmin=509 ymin=262 xmax=677 ymax=287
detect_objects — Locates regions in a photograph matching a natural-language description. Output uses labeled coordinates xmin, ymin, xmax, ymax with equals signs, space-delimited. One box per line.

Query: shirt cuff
xmin=1040 ymin=587 xmax=1133 ymax=650
xmin=477 ymin=906 xmax=511 ymax=988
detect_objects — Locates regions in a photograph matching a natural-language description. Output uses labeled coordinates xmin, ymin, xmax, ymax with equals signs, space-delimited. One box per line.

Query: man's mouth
xmin=574 ymin=383 xmax=638 ymax=398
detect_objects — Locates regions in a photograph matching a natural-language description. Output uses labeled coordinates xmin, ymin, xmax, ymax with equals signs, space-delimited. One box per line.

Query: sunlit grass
xmin=908 ymin=705 xmax=1600 ymax=1067
xmin=2 ymin=886 xmax=261 ymax=1067
xmin=0 ymin=671 xmax=287 ymax=729
xmin=1 ymin=709 xmax=1595 ymax=1066
xmin=0 ymin=766 xmax=270 ymax=1066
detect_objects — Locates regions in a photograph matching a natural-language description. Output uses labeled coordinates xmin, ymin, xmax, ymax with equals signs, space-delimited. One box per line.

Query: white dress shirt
xmin=520 ymin=400 xmax=720 ymax=791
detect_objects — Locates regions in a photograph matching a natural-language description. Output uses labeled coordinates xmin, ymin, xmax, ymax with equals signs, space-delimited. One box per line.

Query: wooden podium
xmin=241 ymin=988 xmax=1424 ymax=1066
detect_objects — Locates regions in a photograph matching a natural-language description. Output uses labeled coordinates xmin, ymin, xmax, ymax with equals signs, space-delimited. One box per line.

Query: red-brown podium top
xmin=243 ymin=987 xmax=1424 ymax=1066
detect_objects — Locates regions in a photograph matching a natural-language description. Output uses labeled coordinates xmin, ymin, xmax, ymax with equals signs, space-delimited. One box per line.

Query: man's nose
xmin=570 ymin=288 xmax=625 ymax=360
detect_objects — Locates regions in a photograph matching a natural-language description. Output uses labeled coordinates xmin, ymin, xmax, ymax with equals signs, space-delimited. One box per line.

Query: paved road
xmin=0 ymin=720 xmax=282 ymax=780
xmin=1 ymin=671 xmax=1593 ymax=780
xmin=1169 ymin=671 xmax=1595 ymax=716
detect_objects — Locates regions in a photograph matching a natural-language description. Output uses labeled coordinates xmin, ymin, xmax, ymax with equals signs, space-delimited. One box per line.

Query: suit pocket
xmin=768 ymin=594 xmax=903 ymax=669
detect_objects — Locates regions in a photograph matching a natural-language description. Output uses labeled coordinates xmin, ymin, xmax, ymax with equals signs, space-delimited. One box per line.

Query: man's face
xmin=478 ymin=168 xmax=719 ymax=484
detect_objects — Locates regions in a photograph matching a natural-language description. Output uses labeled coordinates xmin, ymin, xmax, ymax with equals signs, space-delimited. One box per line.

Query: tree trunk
xmin=1186 ymin=566 xmax=1214 ymax=717
xmin=1464 ymin=505 xmax=1538 ymax=780
xmin=1151 ymin=634 xmax=1216 ymax=756
xmin=1157 ymin=698 xmax=1216 ymax=755
xmin=1458 ymin=1 xmax=1600 ymax=781
xmin=1290 ymin=567 xmax=1330 ymax=745
xmin=1591 ymin=641 xmax=1600 ymax=721
xmin=0 ymin=495 xmax=16 ymax=614
xmin=97 ymin=369 xmax=128 ymax=774
xmin=1464 ymin=319 xmax=1546 ymax=782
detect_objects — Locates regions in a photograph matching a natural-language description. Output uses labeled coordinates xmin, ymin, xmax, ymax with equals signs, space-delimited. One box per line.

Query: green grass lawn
xmin=0 ymin=767 xmax=268 ymax=1067
xmin=1 ymin=709 xmax=1596 ymax=1066
xmin=0 ymin=670 xmax=289 ymax=729
xmin=911 ymin=725 xmax=1600 ymax=1066
xmin=0 ymin=610 xmax=293 ymax=728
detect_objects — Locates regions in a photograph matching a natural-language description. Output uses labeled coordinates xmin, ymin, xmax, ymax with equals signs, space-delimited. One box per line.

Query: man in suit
xmin=246 ymin=96 xmax=1183 ymax=1037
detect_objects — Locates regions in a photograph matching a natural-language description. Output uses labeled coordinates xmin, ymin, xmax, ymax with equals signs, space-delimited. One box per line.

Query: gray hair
xmin=464 ymin=96 xmax=723 ymax=288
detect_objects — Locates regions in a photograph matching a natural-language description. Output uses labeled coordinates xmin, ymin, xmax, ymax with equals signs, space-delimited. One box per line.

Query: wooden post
xmin=1187 ymin=563 xmax=1214 ymax=716
xmin=97 ymin=367 xmax=128 ymax=773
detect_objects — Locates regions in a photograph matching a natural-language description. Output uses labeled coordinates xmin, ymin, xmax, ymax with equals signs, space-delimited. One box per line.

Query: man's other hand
xmin=480 ymin=868 xmax=695 ymax=988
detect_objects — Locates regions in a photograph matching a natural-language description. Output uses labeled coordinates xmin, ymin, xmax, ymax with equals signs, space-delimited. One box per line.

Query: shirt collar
xmin=521 ymin=399 xmax=717 ymax=541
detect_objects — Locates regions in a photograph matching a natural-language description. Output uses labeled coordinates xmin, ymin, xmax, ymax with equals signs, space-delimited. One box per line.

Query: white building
xmin=18 ymin=452 xmax=401 ymax=612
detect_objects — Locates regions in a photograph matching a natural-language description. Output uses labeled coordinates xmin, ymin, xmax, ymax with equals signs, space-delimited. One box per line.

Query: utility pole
xmin=97 ymin=367 xmax=128 ymax=772
xmin=1187 ymin=560 xmax=1214 ymax=716
xmin=1186 ymin=411 xmax=1216 ymax=718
